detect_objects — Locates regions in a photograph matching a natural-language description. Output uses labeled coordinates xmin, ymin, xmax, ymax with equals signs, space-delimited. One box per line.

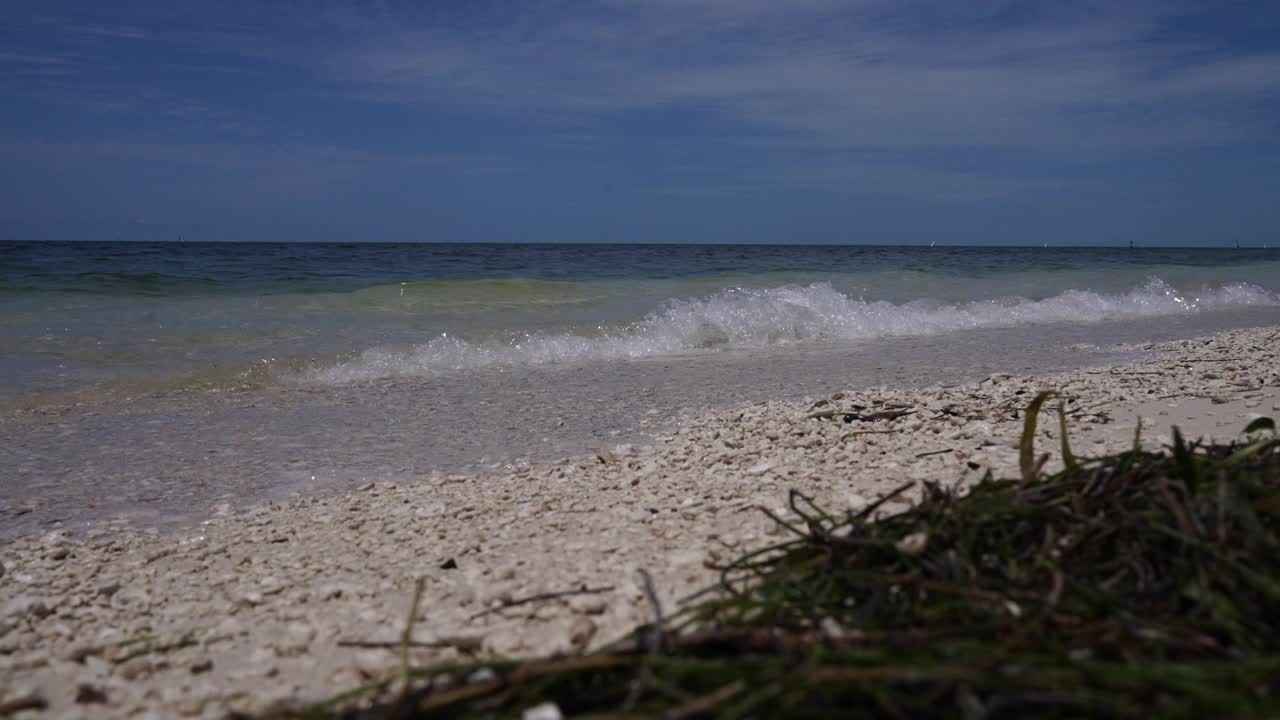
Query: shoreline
xmin=5 ymin=306 xmax=1280 ymax=541
xmin=1 ymin=324 xmax=1277 ymax=717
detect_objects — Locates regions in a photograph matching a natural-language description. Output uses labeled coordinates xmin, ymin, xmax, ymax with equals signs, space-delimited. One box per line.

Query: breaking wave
xmin=307 ymin=278 xmax=1277 ymax=384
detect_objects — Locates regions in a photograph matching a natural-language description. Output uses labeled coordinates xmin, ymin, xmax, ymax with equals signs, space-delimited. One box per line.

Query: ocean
xmin=4 ymin=241 xmax=1280 ymax=536
xmin=3 ymin=241 xmax=1279 ymax=405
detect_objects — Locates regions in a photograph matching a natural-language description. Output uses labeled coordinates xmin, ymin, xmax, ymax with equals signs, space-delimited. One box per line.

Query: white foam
xmin=306 ymin=278 xmax=1277 ymax=384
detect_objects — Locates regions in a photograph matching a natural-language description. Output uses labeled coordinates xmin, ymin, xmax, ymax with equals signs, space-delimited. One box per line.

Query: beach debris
xmin=894 ymin=530 xmax=929 ymax=556
xmin=74 ymin=683 xmax=108 ymax=704
xmin=272 ymin=623 xmax=315 ymax=657
xmin=314 ymin=413 xmax=1280 ymax=719
xmin=521 ymin=702 xmax=563 ymax=720
xmin=1247 ymin=416 xmax=1276 ymax=434
xmin=437 ymin=635 xmax=484 ymax=654
xmin=806 ymin=406 xmax=915 ymax=423
xmin=117 ymin=656 xmax=155 ymax=681
xmin=63 ymin=643 xmax=102 ymax=663
xmin=567 ymin=616 xmax=596 ymax=653
xmin=0 ymin=689 xmax=47 ymax=715
xmin=467 ymin=585 xmax=615 ymax=621
xmin=3 ymin=596 xmax=51 ymax=621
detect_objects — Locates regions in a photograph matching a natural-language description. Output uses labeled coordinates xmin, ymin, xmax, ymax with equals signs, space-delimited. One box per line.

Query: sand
xmin=1 ymin=324 xmax=1277 ymax=718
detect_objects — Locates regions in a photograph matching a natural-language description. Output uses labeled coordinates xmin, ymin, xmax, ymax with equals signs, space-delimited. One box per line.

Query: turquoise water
xmin=3 ymin=241 xmax=1279 ymax=402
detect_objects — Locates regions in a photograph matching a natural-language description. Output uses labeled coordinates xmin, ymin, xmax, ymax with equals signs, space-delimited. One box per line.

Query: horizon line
xmin=2 ymin=239 xmax=1275 ymax=250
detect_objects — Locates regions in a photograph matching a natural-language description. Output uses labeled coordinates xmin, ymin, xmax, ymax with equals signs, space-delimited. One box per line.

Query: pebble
xmin=273 ymin=623 xmax=316 ymax=657
xmin=63 ymin=643 xmax=101 ymax=662
xmin=353 ymin=649 xmax=396 ymax=678
xmin=118 ymin=657 xmax=154 ymax=682
xmin=0 ymin=689 xmax=47 ymax=714
xmin=568 ymin=616 xmax=597 ymax=653
xmin=571 ymin=596 xmax=609 ymax=615
xmin=523 ymin=701 xmax=564 ymax=720
xmin=896 ymin=532 xmax=929 ymax=556
xmin=4 ymin=596 xmax=51 ymax=620
xmin=74 ymin=684 xmax=108 ymax=704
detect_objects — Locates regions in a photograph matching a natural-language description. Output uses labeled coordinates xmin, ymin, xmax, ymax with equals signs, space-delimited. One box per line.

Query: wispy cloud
xmin=311 ymin=1 xmax=1280 ymax=152
xmin=0 ymin=51 xmax=73 ymax=65
xmin=10 ymin=1 xmax=1278 ymax=155
xmin=64 ymin=23 xmax=149 ymax=40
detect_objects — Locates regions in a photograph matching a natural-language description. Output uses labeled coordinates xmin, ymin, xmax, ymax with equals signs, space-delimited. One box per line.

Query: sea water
xmin=3 ymin=241 xmax=1278 ymax=405
xmin=5 ymin=241 xmax=1280 ymax=535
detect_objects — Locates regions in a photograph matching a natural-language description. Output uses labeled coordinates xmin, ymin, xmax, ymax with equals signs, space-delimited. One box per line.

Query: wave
xmin=304 ymin=278 xmax=1278 ymax=384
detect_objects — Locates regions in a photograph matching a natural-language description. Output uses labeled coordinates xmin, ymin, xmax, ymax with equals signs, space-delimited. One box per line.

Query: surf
xmin=305 ymin=278 xmax=1278 ymax=384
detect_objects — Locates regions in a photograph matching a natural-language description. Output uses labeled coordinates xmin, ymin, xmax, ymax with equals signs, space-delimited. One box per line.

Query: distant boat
xmin=1235 ymin=239 xmax=1241 ymax=249
xmin=1129 ymin=239 xmax=1134 ymax=249
xmin=929 ymin=240 xmax=936 ymax=248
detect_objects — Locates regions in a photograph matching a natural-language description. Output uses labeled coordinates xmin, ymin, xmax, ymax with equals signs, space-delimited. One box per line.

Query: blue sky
xmin=2 ymin=1 xmax=1279 ymax=245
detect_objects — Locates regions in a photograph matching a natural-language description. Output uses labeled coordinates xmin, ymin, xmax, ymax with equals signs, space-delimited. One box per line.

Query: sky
xmin=2 ymin=1 xmax=1279 ymax=245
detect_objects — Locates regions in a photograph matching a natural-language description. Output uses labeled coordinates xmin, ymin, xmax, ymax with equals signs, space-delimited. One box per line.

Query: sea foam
xmin=307 ymin=278 xmax=1277 ymax=384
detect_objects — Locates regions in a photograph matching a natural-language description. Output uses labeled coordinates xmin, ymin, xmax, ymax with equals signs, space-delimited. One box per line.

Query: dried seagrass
xmin=288 ymin=407 xmax=1280 ymax=720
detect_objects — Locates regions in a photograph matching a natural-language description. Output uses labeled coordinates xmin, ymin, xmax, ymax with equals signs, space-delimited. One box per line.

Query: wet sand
xmin=0 ymin=321 xmax=1277 ymax=717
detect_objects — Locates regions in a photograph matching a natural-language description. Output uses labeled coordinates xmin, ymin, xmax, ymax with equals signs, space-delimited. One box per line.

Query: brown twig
xmin=667 ymin=680 xmax=747 ymax=720
xmin=860 ymin=409 xmax=916 ymax=422
xmin=638 ymin=569 xmax=666 ymax=655
xmin=337 ymin=640 xmax=454 ymax=649
xmin=467 ymin=585 xmax=615 ymax=621
xmin=402 ymin=579 xmax=426 ymax=672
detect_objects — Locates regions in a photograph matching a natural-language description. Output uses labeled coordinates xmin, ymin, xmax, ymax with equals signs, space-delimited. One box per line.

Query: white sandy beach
xmin=1 ymin=325 xmax=1278 ymax=718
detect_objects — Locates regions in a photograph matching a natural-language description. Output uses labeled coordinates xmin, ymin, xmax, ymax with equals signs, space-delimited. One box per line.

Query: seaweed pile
xmin=296 ymin=400 xmax=1279 ymax=719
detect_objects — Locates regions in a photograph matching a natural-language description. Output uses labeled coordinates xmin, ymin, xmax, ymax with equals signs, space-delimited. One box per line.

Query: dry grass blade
xmin=1019 ymin=390 xmax=1056 ymax=485
xmin=1056 ymin=400 xmax=1076 ymax=471
xmin=467 ymin=585 xmax=614 ymax=621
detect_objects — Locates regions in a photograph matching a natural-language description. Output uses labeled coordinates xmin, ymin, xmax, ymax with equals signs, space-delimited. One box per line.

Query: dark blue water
xmin=3 ymin=241 xmax=1279 ymax=296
